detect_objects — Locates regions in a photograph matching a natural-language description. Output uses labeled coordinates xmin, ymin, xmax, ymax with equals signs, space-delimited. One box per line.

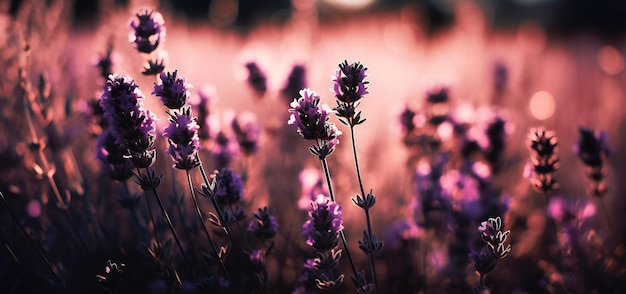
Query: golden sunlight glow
xmin=321 ymin=0 xmax=376 ymax=9
xmin=529 ymin=90 xmax=556 ymax=120
xmin=597 ymin=46 xmax=624 ymax=75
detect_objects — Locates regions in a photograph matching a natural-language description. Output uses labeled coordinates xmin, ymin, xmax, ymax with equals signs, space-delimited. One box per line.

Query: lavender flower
xmin=231 ymin=112 xmax=260 ymax=156
xmin=472 ymin=216 xmax=511 ymax=290
xmin=192 ymin=86 xmax=216 ymax=141
xmin=100 ymin=73 xmax=157 ymax=168
xmin=478 ymin=216 xmax=511 ymax=259
xmin=213 ymin=131 xmax=235 ymax=170
xmin=96 ymin=44 xmax=114 ymax=81
xmin=96 ymin=260 xmax=125 ymax=293
xmin=281 ymin=64 xmax=306 ymax=101
xmin=332 ymin=60 xmax=369 ymax=104
xmin=163 ymin=107 xmax=201 ymax=170
xmin=332 ymin=60 xmax=369 ymax=126
xmin=303 ymin=195 xmax=343 ymax=252
xmin=288 ymin=88 xmax=342 ymax=159
xmin=153 ymin=70 xmax=192 ymax=110
xmin=245 ymin=62 xmax=267 ymax=95
xmin=248 ymin=206 xmax=278 ymax=239
xmin=214 ymin=168 xmax=244 ymax=205
xmin=526 ymin=127 xmax=559 ymax=195
xmin=143 ymin=55 xmax=166 ymax=76
xmin=96 ymin=130 xmax=133 ymax=181
xmin=129 ymin=9 xmax=165 ymax=54
xmin=575 ymin=127 xmax=611 ymax=198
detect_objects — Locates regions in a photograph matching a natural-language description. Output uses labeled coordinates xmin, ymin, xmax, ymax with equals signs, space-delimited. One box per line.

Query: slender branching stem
xmin=197 ymin=161 xmax=235 ymax=240
xmin=186 ymin=170 xmax=231 ymax=281
xmin=320 ymin=158 xmax=359 ymax=283
xmin=145 ymin=168 xmax=190 ymax=266
xmin=123 ymin=181 xmax=147 ymax=241
xmin=350 ymin=125 xmax=380 ymax=294
xmin=1 ymin=192 xmax=63 ymax=284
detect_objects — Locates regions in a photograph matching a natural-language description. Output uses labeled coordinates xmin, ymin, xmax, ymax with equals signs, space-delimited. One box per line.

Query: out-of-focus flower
xmin=493 ymin=62 xmax=508 ymax=98
xmin=213 ymin=131 xmax=236 ymax=169
xmin=548 ymin=197 xmax=596 ymax=227
xmin=332 ymin=60 xmax=369 ymax=104
xmin=191 ymin=86 xmax=217 ymax=141
xmin=303 ymin=195 xmax=343 ymax=251
xmin=383 ymin=218 xmax=421 ymax=250
xmin=470 ymin=250 xmax=498 ymax=276
xmin=294 ymin=258 xmax=318 ymax=293
xmin=153 ymin=70 xmax=192 ymax=110
xmin=231 ymin=112 xmax=260 ymax=156
xmin=163 ymin=107 xmax=201 ymax=170
xmin=96 ymin=130 xmax=133 ymax=181
xmin=574 ymin=127 xmax=611 ymax=198
xmin=526 ymin=127 xmax=559 ymax=194
xmin=281 ymin=64 xmax=306 ymax=101
xmin=248 ymin=206 xmax=278 ymax=239
xmin=100 ymin=73 xmax=157 ymax=168
xmin=245 ymin=62 xmax=267 ymax=96
xmin=96 ymin=44 xmax=115 ymax=81
xmin=142 ymin=53 xmax=166 ymax=76
xmin=96 ymin=260 xmax=125 ymax=293
xmin=129 ymin=9 xmax=165 ymax=54
xmin=214 ymin=168 xmax=244 ymax=205
xmin=297 ymin=168 xmax=327 ymax=210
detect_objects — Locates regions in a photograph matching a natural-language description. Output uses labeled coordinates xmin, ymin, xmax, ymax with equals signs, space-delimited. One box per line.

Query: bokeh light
xmin=529 ymin=90 xmax=556 ymax=120
xmin=597 ymin=46 xmax=624 ymax=75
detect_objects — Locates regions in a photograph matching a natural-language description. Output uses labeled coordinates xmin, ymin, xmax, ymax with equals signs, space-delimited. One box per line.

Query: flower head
xmin=478 ymin=216 xmax=511 ymax=259
xmin=303 ymin=195 xmax=343 ymax=251
xmin=100 ymin=73 xmax=157 ymax=168
xmin=289 ymin=88 xmax=342 ymax=158
xmin=248 ymin=206 xmax=278 ymax=239
xmin=332 ymin=60 xmax=369 ymax=104
xmin=245 ymin=62 xmax=267 ymax=95
xmin=214 ymin=168 xmax=244 ymax=205
xmin=129 ymin=9 xmax=165 ymax=54
xmin=231 ymin=112 xmax=260 ymax=155
xmin=527 ymin=127 xmax=559 ymax=194
xmin=163 ymin=107 xmax=201 ymax=170
xmin=153 ymin=70 xmax=191 ymax=110
xmin=96 ymin=130 xmax=133 ymax=181
xmin=281 ymin=64 xmax=307 ymax=101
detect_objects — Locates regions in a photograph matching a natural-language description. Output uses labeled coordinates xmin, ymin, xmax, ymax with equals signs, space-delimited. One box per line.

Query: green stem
xmin=350 ymin=125 xmax=380 ymax=294
xmin=186 ymin=170 xmax=230 ymax=281
xmin=320 ymin=158 xmax=359 ymax=284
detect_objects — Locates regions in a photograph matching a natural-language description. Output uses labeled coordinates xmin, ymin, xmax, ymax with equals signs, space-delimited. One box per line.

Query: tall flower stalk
xmin=288 ymin=88 xmax=364 ymax=291
xmin=333 ymin=60 xmax=382 ymax=294
xmin=100 ymin=73 xmax=189 ymax=270
xmin=156 ymin=70 xmax=231 ymax=280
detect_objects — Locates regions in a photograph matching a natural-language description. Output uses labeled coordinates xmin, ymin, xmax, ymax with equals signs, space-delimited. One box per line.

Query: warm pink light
xmin=597 ymin=46 xmax=624 ymax=75
xmin=529 ymin=90 xmax=555 ymax=120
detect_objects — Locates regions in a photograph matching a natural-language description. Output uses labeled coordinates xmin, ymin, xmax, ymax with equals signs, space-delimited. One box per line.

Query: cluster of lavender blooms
xmin=295 ymin=195 xmax=345 ymax=292
xmin=8 ymin=3 xmax=626 ymax=293
xmin=129 ymin=9 xmax=167 ymax=75
xmin=471 ymin=216 xmax=511 ymax=291
xmin=289 ymin=60 xmax=384 ymax=293
xmin=288 ymin=88 xmax=342 ymax=159
xmin=99 ymin=73 xmax=158 ymax=169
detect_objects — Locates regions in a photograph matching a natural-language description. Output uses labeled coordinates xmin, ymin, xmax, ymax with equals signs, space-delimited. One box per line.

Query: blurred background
xmin=1 ymin=0 xmax=626 ymax=293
